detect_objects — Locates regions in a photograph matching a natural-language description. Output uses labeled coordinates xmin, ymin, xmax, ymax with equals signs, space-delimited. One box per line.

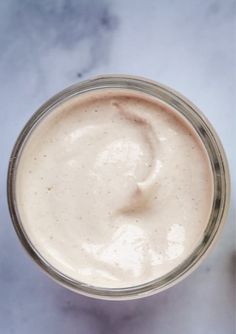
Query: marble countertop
xmin=0 ymin=1 xmax=235 ymax=333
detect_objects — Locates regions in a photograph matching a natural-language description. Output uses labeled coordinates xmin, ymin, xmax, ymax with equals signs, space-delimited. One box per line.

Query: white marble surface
xmin=0 ymin=1 xmax=235 ymax=333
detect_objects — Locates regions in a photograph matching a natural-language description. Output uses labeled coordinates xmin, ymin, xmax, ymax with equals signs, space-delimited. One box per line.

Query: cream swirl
xmin=15 ymin=89 xmax=213 ymax=288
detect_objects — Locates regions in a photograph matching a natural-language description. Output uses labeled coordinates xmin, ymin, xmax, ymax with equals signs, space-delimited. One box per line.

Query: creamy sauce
xmin=16 ymin=89 xmax=213 ymax=288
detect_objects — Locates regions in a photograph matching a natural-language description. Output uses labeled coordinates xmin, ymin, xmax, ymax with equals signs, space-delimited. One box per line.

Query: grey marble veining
xmin=0 ymin=1 xmax=235 ymax=333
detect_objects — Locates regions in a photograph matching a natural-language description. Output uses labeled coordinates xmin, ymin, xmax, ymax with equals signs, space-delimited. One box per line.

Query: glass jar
xmin=7 ymin=75 xmax=230 ymax=300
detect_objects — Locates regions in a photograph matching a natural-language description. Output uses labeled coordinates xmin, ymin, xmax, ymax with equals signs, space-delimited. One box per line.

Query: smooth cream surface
xmin=16 ymin=89 xmax=213 ymax=288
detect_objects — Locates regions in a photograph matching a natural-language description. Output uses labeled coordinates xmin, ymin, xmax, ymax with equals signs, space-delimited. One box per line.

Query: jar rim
xmin=7 ymin=75 xmax=230 ymax=300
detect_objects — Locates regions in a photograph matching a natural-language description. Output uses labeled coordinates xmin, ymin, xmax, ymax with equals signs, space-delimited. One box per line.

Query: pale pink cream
xmin=16 ymin=89 xmax=213 ymax=288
